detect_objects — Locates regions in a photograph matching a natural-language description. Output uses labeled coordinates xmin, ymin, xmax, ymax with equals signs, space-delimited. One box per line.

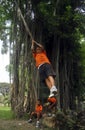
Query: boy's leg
xmin=50 ymin=85 xmax=58 ymax=95
xmin=45 ymin=76 xmax=57 ymax=95
xmin=36 ymin=112 xmax=42 ymax=127
xmin=36 ymin=112 xmax=42 ymax=121
xmin=28 ymin=112 xmax=35 ymax=123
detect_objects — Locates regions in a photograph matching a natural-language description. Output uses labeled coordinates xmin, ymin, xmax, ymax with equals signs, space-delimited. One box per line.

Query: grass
xmin=0 ymin=106 xmax=14 ymax=119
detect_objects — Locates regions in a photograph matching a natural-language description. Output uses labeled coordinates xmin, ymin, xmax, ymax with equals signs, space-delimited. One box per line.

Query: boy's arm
xmin=49 ymin=102 xmax=56 ymax=109
xmin=31 ymin=40 xmax=44 ymax=50
xmin=35 ymin=41 xmax=44 ymax=49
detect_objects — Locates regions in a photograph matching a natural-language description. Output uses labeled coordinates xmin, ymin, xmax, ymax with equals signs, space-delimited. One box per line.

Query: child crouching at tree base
xmin=44 ymin=93 xmax=57 ymax=116
xmin=28 ymin=99 xmax=43 ymax=127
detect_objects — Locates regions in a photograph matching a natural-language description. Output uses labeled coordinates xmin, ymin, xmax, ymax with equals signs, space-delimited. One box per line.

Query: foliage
xmin=0 ymin=0 xmax=13 ymax=54
xmin=79 ymin=40 xmax=85 ymax=100
xmin=0 ymin=82 xmax=10 ymax=87
xmin=55 ymin=110 xmax=85 ymax=130
xmin=0 ymin=82 xmax=10 ymax=106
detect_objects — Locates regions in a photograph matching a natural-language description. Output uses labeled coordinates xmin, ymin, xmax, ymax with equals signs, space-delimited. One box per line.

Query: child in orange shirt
xmin=31 ymin=40 xmax=58 ymax=97
xmin=28 ymin=99 xmax=43 ymax=127
xmin=47 ymin=93 xmax=57 ymax=110
xmin=47 ymin=94 xmax=57 ymax=117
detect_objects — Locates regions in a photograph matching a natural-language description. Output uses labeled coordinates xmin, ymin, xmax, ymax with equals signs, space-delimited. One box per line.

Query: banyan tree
xmin=0 ymin=0 xmax=85 ymax=117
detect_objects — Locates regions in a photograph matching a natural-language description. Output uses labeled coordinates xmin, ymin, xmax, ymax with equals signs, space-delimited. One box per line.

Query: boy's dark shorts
xmin=33 ymin=112 xmax=42 ymax=118
xmin=38 ymin=63 xmax=56 ymax=82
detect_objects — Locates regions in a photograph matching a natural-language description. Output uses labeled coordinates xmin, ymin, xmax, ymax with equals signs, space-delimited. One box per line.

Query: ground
xmin=0 ymin=119 xmax=51 ymax=130
xmin=0 ymin=119 xmax=38 ymax=130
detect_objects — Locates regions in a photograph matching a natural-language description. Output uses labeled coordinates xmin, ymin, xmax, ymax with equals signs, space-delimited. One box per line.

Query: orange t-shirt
xmin=47 ymin=97 xmax=57 ymax=103
xmin=33 ymin=50 xmax=50 ymax=67
xmin=35 ymin=105 xmax=43 ymax=113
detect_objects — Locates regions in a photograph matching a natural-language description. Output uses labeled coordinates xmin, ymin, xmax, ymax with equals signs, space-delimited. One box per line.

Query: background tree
xmin=0 ymin=83 xmax=10 ymax=106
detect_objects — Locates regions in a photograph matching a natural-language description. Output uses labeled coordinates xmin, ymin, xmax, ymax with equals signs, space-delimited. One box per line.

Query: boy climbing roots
xmin=31 ymin=40 xmax=58 ymax=97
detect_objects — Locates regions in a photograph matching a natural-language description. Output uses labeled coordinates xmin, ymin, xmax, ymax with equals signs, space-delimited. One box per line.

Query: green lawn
xmin=0 ymin=106 xmax=14 ymax=119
